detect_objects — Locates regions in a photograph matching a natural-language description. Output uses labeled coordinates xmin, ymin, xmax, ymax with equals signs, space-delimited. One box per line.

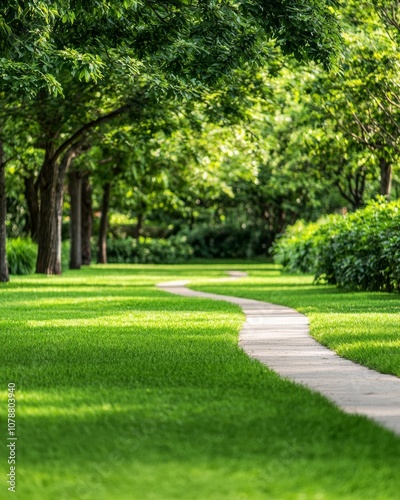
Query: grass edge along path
xmin=161 ymin=271 xmax=400 ymax=435
xmin=0 ymin=264 xmax=399 ymax=499
xmin=190 ymin=263 xmax=400 ymax=379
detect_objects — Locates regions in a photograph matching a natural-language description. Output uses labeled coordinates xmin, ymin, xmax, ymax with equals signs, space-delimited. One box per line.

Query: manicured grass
xmin=0 ymin=263 xmax=400 ymax=500
xmin=192 ymin=263 xmax=400 ymax=377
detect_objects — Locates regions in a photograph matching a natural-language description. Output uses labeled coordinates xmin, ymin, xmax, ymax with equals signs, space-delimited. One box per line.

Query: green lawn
xmin=1 ymin=263 xmax=400 ymax=500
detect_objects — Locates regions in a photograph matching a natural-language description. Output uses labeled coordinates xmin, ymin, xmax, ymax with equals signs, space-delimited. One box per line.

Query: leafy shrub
xmin=272 ymin=219 xmax=324 ymax=273
xmin=6 ymin=238 xmax=73 ymax=275
xmin=104 ymin=238 xmax=133 ymax=263
xmin=107 ymin=235 xmax=193 ymax=264
xmin=6 ymin=238 xmax=37 ymax=275
xmin=272 ymin=198 xmax=400 ymax=292
xmin=109 ymin=223 xmax=170 ymax=240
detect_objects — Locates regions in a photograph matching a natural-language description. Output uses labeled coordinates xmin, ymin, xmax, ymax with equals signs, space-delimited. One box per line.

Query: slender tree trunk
xmin=379 ymin=157 xmax=392 ymax=201
xmin=0 ymin=141 xmax=9 ymax=282
xmin=56 ymin=149 xmax=81 ymax=272
xmin=24 ymin=174 xmax=40 ymax=241
xmin=134 ymin=213 xmax=143 ymax=239
xmin=69 ymin=171 xmax=82 ymax=269
xmin=81 ymin=173 xmax=92 ymax=265
xmin=97 ymin=182 xmax=111 ymax=264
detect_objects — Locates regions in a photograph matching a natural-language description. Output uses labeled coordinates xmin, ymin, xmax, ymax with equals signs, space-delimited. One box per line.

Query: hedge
xmin=272 ymin=198 xmax=400 ymax=292
xmin=106 ymin=235 xmax=193 ymax=264
xmin=182 ymin=225 xmax=270 ymax=259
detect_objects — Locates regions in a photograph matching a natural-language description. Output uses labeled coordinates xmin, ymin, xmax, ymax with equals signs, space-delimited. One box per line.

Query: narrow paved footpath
xmin=158 ymin=271 xmax=400 ymax=436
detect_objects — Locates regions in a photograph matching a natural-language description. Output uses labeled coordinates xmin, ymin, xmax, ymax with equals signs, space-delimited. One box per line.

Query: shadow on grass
xmin=2 ymin=263 xmax=400 ymax=499
xmin=13 ymin=355 xmax=400 ymax=499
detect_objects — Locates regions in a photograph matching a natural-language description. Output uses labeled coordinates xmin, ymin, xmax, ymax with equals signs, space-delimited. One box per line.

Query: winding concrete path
xmin=157 ymin=271 xmax=400 ymax=436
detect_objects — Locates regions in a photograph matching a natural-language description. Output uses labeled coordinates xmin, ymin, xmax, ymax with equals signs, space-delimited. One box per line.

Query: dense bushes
xmin=271 ymin=219 xmax=326 ymax=274
xmin=105 ymin=224 xmax=271 ymax=263
xmin=273 ymin=199 xmax=400 ymax=292
xmin=106 ymin=235 xmax=193 ymax=264
xmin=183 ymin=225 xmax=270 ymax=259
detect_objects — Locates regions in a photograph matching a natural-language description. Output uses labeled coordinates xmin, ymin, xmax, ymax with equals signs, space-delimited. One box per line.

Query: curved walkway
xmin=158 ymin=271 xmax=400 ymax=436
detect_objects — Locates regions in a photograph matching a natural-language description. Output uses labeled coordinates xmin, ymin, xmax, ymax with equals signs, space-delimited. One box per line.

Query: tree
xmin=306 ymin=1 xmax=400 ymax=200
xmin=81 ymin=172 xmax=93 ymax=266
xmin=0 ymin=1 xmax=130 ymax=278
xmin=0 ymin=0 xmax=342 ymax=275
xmin=0 ymin=141 xmax=8 ymax=282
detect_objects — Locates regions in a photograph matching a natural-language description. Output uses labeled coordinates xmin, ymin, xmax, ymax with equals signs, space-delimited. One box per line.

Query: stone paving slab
xmin=157 ymin=272 xmax=400 ymax=436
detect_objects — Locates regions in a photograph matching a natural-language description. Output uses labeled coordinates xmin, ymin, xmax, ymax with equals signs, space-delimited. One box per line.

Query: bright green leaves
xmin=0 ymin=0 xmax=341 ymax=100
xmin=295 ymin=1 xmax=400 ymax=203
xmin=61 ymin=11 xmax=76 ymax=24
xmin=57 ymin=49 xmax=106 ymax=82
xmin=372 ymin=0 xmax=400 ymax=38
xmin=41 ymin=73 xmax=63 ymax=96
xmin=0 ymin=14 xmax=11 ymax=35
xmin=243 ymin=0 xmax=342 ymax=70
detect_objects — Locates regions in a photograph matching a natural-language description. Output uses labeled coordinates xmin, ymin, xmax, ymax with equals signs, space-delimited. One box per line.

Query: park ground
xmin=1 ymin=262 xmax=400 ymax=500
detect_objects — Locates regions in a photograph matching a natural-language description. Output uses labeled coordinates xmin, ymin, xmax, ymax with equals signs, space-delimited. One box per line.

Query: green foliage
xmin=6 ymin=237 xmax=37 ymax=275
xmin=106 ymin=235 xmax=193 ymax=264
xmin=0 ymin=0 xmax=341 ymax=99
xmin=273 ymin=198 xmax=400 ymax=292
xmin=304 ymin=2 xmax=400 ymax=201
xmin=183 ymin=225 xmax=269 ymax=259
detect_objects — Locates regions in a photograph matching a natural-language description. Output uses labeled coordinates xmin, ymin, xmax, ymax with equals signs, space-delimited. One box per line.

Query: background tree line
xmin=1 ymin=1 xmax=399 ymax=281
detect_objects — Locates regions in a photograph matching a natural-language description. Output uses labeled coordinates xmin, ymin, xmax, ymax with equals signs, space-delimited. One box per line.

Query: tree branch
xmin=336 ymin=180 xmax=356 ymax=208
xmin=53 ymin=104 xmax=131 ymax=162
xmin=367 ymin=89 xmax=400 ymax=135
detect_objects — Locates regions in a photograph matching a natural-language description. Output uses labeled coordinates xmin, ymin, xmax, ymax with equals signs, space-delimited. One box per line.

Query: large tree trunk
xmin=36 ymin=143 xmax=59 ymax=275
xmin=36 ymin=145 xmax=81 ymax=275
xmin=0 ymin=142 xmax=9 ymax=282
xmin=68 ymin=171 xmax=82 ymax=269
xmin=379 ymin=157 xmax=392 ymax=200
xmin=81 ymin=173 xmax=93 ymax=265
xmin=97 ymin=182 xmax=111 ymax=264
xmin=24 ymin=174 xmax=40 ymax=241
